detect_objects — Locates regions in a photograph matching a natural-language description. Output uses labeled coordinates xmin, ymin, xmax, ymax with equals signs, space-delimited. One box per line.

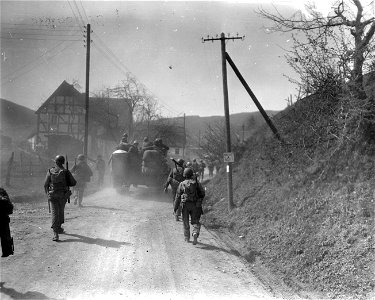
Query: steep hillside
xmin=203 ymin=95 xmax=374 ymax=299
xmin=0 ymin=98 xmax=36 ymax=143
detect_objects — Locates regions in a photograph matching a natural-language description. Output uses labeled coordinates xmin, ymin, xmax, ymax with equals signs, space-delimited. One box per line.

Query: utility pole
xmin=202 ymin=32 xmax=244 ymax=211
xmin=83 ymin=23 xmax=91 ymax=158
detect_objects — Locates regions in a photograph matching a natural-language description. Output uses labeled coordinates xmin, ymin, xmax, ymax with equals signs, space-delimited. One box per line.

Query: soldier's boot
xmin=184 ymin=236 xmax=190 ymax=242
xmin=52 ymin=231 xmax=59 ymax=242
xmin=58 ymin=227 xmax=64 ymax=234
xmin=192 ymin=233 xmax=198 ymax=245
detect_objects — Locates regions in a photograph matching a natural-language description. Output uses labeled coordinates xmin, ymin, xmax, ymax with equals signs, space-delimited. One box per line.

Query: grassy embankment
xmin=202 ymin=95 xmax=375 ymax=299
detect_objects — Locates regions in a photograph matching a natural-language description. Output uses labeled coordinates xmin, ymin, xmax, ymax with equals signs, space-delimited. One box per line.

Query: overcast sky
xmin=1 ymin=0 xmax=332 ymax=117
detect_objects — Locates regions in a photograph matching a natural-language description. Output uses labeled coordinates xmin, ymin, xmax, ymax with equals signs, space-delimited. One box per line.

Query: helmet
xmin=183 ymin=168 xmax=194 ymax=179
xmin=177 ymin=158 xmax=185 ymax=166
xmin=143 ymin=137 xmax=149 ymax=142
xmin=77 ymin=154 xmax=85 ymax=161
xmin=186 ymin=162 xmax=192 ymax=167
xmin=55 ymin=155 xmax=65 ymax=164
xmin=133 ymin=140 xmax=139 ymax=145
xmin=122 ymin=133 xmax=128 ymax=138
xmin=154 ymin=138 xmax=162 ymax=146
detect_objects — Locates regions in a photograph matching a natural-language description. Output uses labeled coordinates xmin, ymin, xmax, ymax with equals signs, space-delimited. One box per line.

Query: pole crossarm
xmin=202 ymin=33 xmax=245 ymax=43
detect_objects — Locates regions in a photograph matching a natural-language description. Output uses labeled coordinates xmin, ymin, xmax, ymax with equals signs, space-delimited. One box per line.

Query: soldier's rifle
xmin=65 ymin=154 xmax=70 ymax=204
xmin=170 ymin=158 xmax=184 ymax=172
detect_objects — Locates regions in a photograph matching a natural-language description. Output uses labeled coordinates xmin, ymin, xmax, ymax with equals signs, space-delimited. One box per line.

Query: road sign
xmin=223 ymin=152 xmax=234 ymax=163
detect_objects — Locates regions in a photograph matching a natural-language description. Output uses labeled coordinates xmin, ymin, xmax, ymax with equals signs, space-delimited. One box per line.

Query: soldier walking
xmin=44 ymin=155 xmax=76 ymax=241
xmin=71 ymin=154 xmax=93 ymax=207
xmin=174 ymin=168 xmax=205 ymax=245
xmin=199 ymin=159 xmax=206 ymax=181
xmin=95 ymin=154 xmax=105 ymax=187
xmin=164 ymin=158 xmax=185 ymax=221
xmin=0 ymin=188 xmax=14 ymax=257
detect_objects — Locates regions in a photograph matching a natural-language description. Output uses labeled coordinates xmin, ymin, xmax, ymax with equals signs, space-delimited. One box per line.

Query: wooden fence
xmin=2 ymin=151 xmax=52 ymax=186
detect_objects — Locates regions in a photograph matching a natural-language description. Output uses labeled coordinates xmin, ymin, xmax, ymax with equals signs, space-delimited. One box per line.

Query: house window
xmin=175 ymin=148 xmax=180 ymax=155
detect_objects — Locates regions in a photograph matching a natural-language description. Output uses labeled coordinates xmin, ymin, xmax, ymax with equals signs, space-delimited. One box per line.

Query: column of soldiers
xmin=2 ymin=132 xmax=207 ymax=248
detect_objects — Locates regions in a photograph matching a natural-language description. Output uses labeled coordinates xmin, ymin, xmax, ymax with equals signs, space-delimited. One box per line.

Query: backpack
xmin=181 ymin=180 xmax=199 ymax=203
xmin=49 ymin=168 xmax=67 ymax=191
xmin=173 ymin=167 xmax=184 ymax=183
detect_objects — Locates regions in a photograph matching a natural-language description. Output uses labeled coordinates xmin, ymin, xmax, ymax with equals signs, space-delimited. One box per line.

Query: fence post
xmin=5 ymin=152 xmax=14 ymax=187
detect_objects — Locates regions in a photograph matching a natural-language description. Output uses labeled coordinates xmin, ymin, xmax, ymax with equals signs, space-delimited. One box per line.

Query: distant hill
xmin=0 ymin=98 xmax=37 ymax=143
xmin=182 ymin=111 xmax=279 ymax=145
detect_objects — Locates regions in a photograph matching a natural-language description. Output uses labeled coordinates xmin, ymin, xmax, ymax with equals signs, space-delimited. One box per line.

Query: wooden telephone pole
xmin=83 ymin=23 xmax=91 ymax=158
xmin=202 ymin=32 xmax=244 ymax=210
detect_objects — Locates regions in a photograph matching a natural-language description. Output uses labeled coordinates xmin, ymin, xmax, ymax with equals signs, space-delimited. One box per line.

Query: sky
xmin=0 ymin=0 xmax=334 ymax=117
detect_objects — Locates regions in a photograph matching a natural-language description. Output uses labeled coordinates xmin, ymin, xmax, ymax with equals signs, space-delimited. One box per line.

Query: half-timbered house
xmin=34 ymin=80 xmax=131 ymax=159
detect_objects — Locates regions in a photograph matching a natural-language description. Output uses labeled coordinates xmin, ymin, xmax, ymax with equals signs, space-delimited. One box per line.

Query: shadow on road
xmin=83 ymin=205 xmax=127 ymax=212
xmin=61 ymin=233 xmax=131 ymax=248
xmin=132 ymin=188 xmax=171 ymax=203
xmin=196 ymin=242 xmax=243 ymax=257
xmin=0 ymin=282 xmax=58 ymax=300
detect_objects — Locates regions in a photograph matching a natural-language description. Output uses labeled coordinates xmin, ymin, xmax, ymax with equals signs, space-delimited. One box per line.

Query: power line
xmin=91 ymin=32 xmax=182 ymax=116
xmin=65 ymin=0 xmax=182 ymax=117
xmin=1 ymin=36 xmax=82 ymax=41
xmin=72 ymin=0 xmax=86 ymax=26
xmin=1 ymin=22 xmax=80 ymax=28
xmin=1 ymin=32 xmax=82 ymax=37
xmin=1 ymin=40 xmax=68 ymax=81
xmin=79 ymin=0 xmax=89 ymax=24
xmin=66 ymin=0 xmax=84 ymax=27
xmin=1 ymin=27 xmax=82 ymax=32
xmin=1 ymin=41 xmax=77 ymax=86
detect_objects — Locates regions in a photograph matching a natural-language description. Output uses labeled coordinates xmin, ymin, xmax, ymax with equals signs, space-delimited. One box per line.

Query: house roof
xmin=35 ymin=81 xmax=131 ymax=128
xmin=36 ymin=80 xmax=81 ymax=114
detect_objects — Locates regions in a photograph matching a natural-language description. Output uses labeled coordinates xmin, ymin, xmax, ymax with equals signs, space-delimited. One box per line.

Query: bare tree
xmin=109 ymin=73 xmax=147 ymax=136
xmin=199 ymin=121 xmax=243 ymax=162
xmin=259 ymin=0 xmax=375 ymax=99
xmin=136 ymin=95 xmax=160 ymax=137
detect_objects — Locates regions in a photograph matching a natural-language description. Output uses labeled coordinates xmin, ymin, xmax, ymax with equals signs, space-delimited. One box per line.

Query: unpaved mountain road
xmin=1 ymin=187 xmax=299 ymax=300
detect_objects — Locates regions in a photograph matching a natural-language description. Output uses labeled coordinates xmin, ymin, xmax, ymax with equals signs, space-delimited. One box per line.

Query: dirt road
xmin=1 ymin=187 xmax=296 ymax=300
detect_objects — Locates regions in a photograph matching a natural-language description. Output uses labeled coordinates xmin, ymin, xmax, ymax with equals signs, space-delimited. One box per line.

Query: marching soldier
xmin=174 ymin=168 xmax=205 ymax=245
xmin=0 ymin=188 xmax=14 ymax=257
xmin=96 ymin=154 xmax=106 ymax=187
xmin=164 ymin=158 xmax=185 ymax=221
xmin=71 ymin=154 xmax=93 ymax=207
xmin=44 ymin=155 xmax=76 ymax=241
xmin=199 ymin=159 xmax=206 ymax=181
